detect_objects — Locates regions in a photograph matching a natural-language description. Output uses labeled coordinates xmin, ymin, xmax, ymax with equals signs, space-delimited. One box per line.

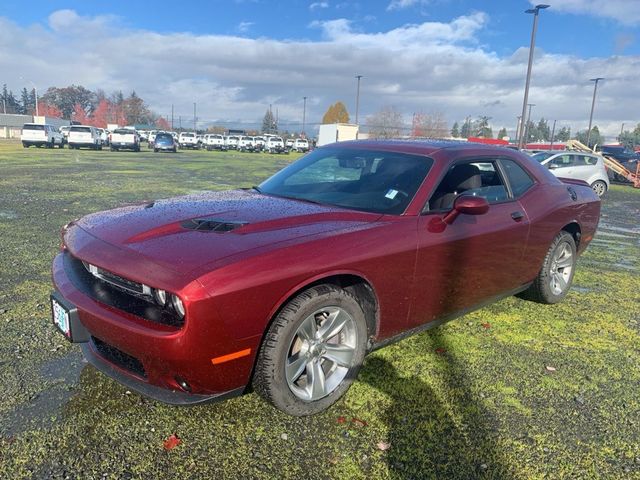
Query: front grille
xmin=92 ymin=336 xmax=146 ymax=378
xmin=65 ymin=253 xmax=184 ymax=328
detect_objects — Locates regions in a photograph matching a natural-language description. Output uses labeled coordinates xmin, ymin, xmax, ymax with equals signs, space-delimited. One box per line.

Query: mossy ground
xmin=0 ymin=141 xmax=638 ymax=479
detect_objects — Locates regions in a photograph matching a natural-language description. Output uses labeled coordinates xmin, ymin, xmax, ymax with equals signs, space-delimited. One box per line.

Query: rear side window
xmin=500 ymin=159 xmax=535 ymax=197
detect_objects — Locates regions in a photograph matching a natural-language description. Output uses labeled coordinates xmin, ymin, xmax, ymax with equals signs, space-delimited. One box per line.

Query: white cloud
xmin=387 ymin=0 xmax=419 ymax=11
xmin=1 ymin=9 xmax=637 ymax=139
xmin=309 ymin=2 xmax=329 ymax=10
xmin=529 ymin=0 xmax=640 ymax=26
xmin=237 ymin=21 xmax=254 ymax=33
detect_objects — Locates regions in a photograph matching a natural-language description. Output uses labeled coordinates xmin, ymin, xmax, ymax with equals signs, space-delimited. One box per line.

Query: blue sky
xmin=4 ymin=0 xmax=638 ymax=57
xmin=1 ymin=0 xmax=638 ymax=139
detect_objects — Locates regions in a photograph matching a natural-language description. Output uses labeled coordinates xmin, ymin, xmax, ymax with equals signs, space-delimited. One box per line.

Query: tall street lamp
xmin=518 ymin=4 xmax=549 ymax=149
xmin=302 ymin=96 xmax=307 ymax=136
xmin=355 ymin=75 xmax=362 ymax=125
xmin=586 ymin=77 xmax=604 ymax=147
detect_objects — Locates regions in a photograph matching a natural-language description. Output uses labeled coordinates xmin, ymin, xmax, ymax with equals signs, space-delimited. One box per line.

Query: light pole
xmin=515 ymin=115 xmax=522 ymax=142
xmin=355 ymin=75 xmax=362 ymax=125
xmin=586 ymin=77 xmax=604 ymax=147
xmin=302 ymin=96 xmax=307 ymax=136
xmin=550 ymin=119 xmax=557 ymax=148
xmin=518 ymin=4 xmax=549 ymax=149
xmin=193 ymin=102 xmax=197 ymax=132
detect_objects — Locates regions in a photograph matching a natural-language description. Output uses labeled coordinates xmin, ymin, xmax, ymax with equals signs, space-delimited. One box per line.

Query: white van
xmin=68 ymin=125 xmax=102 ymax=150
xmin=21 ymin=123 xmax=64 ymax=148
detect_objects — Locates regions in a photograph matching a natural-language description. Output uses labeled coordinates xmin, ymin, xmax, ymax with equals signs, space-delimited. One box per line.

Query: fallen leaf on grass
xmin=351 ymin=418 xmax=367 ymax=428
xmin=435 ymin=347 xmax=446 ymax=355
xmin=481 ymin=322 xmax=491 ymax=329
xmin=337 ymin=416 xmax=346 ymax=424
xmin=163 ymin=434 xmax=181 ymax=451
xmin=376 ymin=441 xmax=391 ymax=451
xmin=545 ymin=366 xmax=557 ymax=372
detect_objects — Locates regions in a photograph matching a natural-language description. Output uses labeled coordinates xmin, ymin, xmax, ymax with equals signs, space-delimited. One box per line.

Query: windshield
xmin=531 ymin=151 xmax=555 ymax=162
xmin=259 ymin=147 xmax=433 ymax=215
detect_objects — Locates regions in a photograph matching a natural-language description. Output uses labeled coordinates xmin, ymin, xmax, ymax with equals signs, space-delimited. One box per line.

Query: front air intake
xmin=181 ymin=218 xmax=247 ymax=233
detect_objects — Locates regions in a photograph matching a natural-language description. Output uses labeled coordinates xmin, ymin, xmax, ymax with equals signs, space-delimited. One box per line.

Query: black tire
xmin=22 ymin=143 xmax=28 ymax=148
xmin=520 ymin=231 xmax=577 ymax=304
xmin=154 ymin=148 xmax=158 ymax=153
xmin=253 ymin=284 xmax=367 ymax=416
xmin=58 ymin=141 xmax=64 ymax=149
xmin=172 ymin=148 xmax=177 ymax=153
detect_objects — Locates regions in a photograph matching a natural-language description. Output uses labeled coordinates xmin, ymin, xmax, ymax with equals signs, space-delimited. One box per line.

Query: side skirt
xmin=369 ymin=283 xmax=532 ymax=352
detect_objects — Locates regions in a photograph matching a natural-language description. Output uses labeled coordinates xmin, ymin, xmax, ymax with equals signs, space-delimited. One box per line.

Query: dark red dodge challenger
xmin=51 ymin=140 xmax=600 ymax=415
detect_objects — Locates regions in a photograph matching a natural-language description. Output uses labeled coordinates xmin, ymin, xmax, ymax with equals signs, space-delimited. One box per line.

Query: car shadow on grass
xmin=361 ymin=330 xmax=514 ymax=479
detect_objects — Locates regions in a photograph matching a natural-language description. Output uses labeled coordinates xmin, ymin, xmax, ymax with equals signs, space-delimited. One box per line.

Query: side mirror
xmin=548 ymin=163 xmax=559 ymax=169
xmin=443 ymin=195 xmax=489 ymax=225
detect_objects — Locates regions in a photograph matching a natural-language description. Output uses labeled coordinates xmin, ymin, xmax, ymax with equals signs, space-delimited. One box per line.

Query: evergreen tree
xmin=460 ymin=119 xmax=472 ymax=138
xmin=497 ymin=128 xmax=508 ymax=140
xmin=476 ymin=116 xmax=493 ymax=138
xmin=555 ymin=126 xmax=571 ymax=142
xmin=262 ymin=108 xmax=277 ymax=133
xmin=20 ymin=87 xmax=30 ymax=114
xmin=451 ymin=121 xmax=460 ymax=138
xmin=29 ymin=89 xmax=37 ymax=114
xmin=536 ymin=118 xmax=551 ymax=142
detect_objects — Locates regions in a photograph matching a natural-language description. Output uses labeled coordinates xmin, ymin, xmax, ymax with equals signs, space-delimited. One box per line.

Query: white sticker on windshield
xmin=385 ymin=189 xmax=398 ymax=199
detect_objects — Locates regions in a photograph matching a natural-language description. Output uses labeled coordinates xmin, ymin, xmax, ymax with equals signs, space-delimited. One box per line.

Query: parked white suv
xmin=253 ymin=136 xmax=266 ymax=151
xmin=294 ymin=138 xmax=309 ymax=153
xmin=226 ymin=135 xmax=240 ymax=150
xmin=68 ymin=125 xmax=102 ymax=150
xmin=178 ymin=132 xmax=199 ymax=149
xmin=21 ymin=123 xmax=65 ymax=148
xmin=238 ymin=136 xmax=255 ymax=152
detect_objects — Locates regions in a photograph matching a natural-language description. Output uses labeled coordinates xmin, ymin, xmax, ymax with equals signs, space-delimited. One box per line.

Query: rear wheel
xmin=520 ymin=231 xmax=577 ymax=304
xmin=591 ymin=180 xmax=607 ymax=197
xmin=253 ymin=284 xmax=367 ymax=416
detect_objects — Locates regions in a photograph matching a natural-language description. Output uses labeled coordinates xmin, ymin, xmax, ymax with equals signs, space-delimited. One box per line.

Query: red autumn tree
xmin=72 ymin=103 xmax=90 ymax=125
xmin=92 ymin=99 xmax=111 ymax=128
xmin=156 ymin=117 xmax=170 ymax=130
xmin=38 ymin=102 xmax=63 ymax=118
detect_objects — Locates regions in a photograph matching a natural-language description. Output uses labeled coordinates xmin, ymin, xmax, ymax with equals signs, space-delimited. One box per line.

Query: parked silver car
xmin=532 ymin=151 xmax=609 ymax=197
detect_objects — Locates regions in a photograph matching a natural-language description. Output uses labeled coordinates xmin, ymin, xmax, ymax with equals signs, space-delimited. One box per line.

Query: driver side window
xmin=428 ymin=161 xmax=509 ymax=211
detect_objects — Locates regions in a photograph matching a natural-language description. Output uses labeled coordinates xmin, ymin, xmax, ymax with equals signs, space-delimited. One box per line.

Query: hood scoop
xmin=181 ymin=217 xmax=248 ymax=233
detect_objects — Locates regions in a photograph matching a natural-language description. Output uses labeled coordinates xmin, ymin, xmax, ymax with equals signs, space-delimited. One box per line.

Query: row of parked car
xmin=146 ymin=130 xmax=310 ymax=154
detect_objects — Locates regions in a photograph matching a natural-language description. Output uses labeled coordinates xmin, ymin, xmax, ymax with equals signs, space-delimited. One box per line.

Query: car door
xmin=408 ymin=157 xmax=532 ymax=329
xmin=546 ymin=153 xmax=576 ymax=178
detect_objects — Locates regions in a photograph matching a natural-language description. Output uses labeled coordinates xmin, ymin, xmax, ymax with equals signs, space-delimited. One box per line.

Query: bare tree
xmin=412 ymin=111 xmax=448 ymax=138
xmin=366 ymin=106 xmax=405 ymax=139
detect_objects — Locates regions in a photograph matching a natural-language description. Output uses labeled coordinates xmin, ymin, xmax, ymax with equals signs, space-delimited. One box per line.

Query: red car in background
xmin=51 ymin=140 xmax=600 ymax=415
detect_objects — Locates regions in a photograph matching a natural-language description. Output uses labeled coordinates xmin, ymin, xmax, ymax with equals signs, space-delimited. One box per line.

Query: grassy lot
xmin=0 ymin=140 xmax=638 ymax=479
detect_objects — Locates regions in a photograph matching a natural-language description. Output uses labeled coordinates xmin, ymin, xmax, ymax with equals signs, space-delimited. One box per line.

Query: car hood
xmin=73 ymin=189 xmax=382 ymax=276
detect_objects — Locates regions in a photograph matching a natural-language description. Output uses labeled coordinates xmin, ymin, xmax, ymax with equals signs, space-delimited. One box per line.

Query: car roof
xmin=330 ymin=139 xmax=516 ymax=156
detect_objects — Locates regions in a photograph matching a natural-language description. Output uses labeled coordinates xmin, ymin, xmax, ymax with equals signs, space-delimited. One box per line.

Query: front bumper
xmin=51 ymin=250 xmax=258 ymax=404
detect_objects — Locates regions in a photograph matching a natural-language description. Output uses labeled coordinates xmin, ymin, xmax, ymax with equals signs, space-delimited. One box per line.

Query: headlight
xmin=172 ymin=295 xmax=185 ymax=318
xmin=153 ymin=289 xmax=167 ymax=306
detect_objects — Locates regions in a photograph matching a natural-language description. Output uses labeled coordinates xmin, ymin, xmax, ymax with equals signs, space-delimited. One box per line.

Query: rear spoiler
xmin=557 ymin=177 xmax=590 ymax=187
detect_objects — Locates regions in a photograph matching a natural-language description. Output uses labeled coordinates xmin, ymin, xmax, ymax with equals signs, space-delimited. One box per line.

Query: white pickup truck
xmin=109 ymin=128 xmax=140 ymax=152
xmin=178 ymin=132 xmax=199 ymax=149
xmin=204 ymin=134 xmax=226 ymax=151
xmin=238 ymin=136 xmax=255 ymax=152
xmin=266 ymin=136 xmax=287 ymax=154
xmin=21 ymin=123 xmax=65 ymax=148
xmin=294 ymin=138 xmax=310 ymax=153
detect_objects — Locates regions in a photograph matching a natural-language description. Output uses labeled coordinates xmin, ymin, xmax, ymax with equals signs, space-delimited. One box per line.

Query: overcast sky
xmin=1 ymin=0 xmax=638 ymax=139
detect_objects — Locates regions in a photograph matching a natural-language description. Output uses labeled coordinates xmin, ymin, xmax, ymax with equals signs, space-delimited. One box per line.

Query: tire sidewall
xmin=258 ymin=287 xmax=367 ymax=416
xmin=538 ymin=232 xmax=577 ymax=303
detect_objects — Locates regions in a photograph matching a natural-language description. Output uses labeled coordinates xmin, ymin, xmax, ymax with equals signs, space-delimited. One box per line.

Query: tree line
xmin=1 ymin=83 xmax=167 ymax=128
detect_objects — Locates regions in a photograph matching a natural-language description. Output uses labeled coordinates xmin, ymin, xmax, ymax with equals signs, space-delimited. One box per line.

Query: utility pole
xmin=587 ymin=77 xmax=604 ymax=147
xmin=355 ymin=75 xmax=363 ymax=125
xmin=550 ymin=119 xmax=557 ymax=149
xmin=302 ymin=96 xmax=307 ymax=136
xmin=518 ymin=4 xmax=549 ymax=149
xmin=515 ymin=116 xmax=522 ymax=143
xmin=193 ymin=102 xmax=197 ymax=132
xmin=171 ymin=104 xmax=174 ymax=130
xmin=179 ymin=116 xmax=182 ymax=131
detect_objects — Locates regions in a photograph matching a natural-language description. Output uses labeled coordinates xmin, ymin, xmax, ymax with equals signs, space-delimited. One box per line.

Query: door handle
xmin=511 ymin=211 xmax=524 ymax=222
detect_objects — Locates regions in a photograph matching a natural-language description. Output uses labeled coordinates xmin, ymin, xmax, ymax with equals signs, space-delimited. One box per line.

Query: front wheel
xmin=520 ymin=231 xmax=577 ymax=304
xmin=591 ymin=180 xmax=607 ymax=197
xmin=253 ymin=284 xmax=367 ymax=416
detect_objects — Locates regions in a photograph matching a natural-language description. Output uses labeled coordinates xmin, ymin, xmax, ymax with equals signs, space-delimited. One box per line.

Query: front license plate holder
xmin=50 ymin=291 xmax=89 ymax=343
